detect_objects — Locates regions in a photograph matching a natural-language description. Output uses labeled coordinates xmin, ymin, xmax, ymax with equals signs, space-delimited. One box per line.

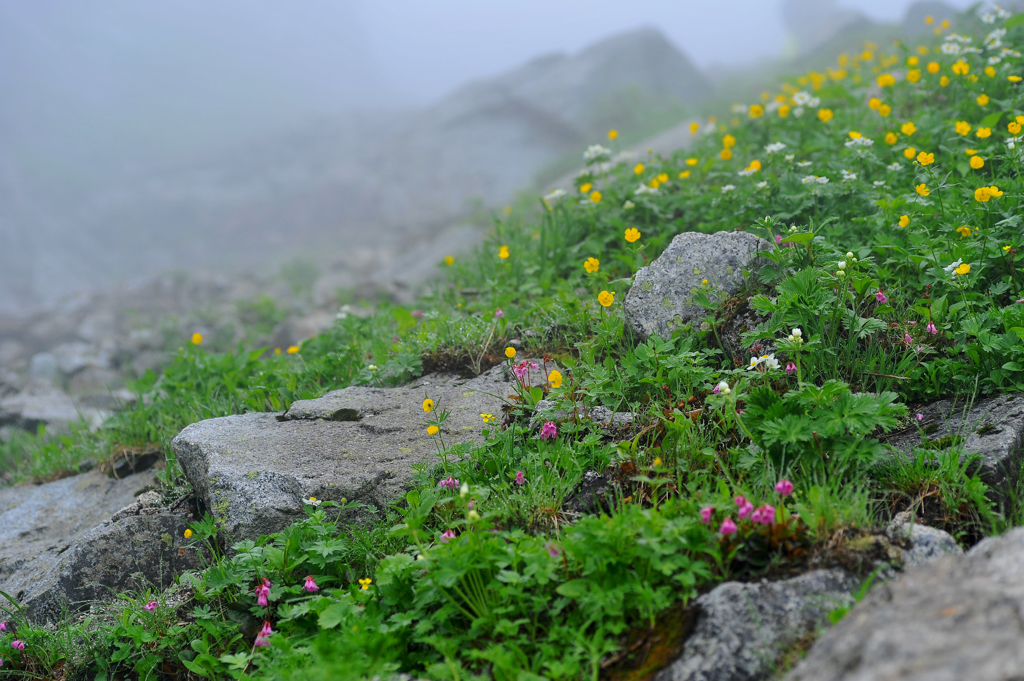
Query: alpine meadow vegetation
xmin=5 ymin=6 xmax=1024 ymax=679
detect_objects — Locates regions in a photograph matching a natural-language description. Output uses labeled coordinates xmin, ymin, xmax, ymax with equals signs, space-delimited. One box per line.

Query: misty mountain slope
xmin=1 ymin=26 xmax=711 ymax=315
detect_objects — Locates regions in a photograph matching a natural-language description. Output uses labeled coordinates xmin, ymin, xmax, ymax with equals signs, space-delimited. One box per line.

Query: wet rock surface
xmin=625 ymin=231 xmax=772 ymax=343
xmin=785 ymin=526 xmax=1024 ymax=681
xmin=173 ymin=364 xmax=551 ymax=544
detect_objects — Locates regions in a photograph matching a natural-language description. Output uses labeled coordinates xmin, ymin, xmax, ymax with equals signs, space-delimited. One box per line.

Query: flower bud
xmin=459 ymin=482 xmax=469 ymax=498
xmin=838 ymin=260 xmax=846 ymax=270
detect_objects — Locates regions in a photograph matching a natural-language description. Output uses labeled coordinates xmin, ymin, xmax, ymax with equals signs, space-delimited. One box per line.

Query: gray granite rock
xmin=884 ymin=393 xmax=1024 ymax=501
xmin=625 ymin=231 xmax=772 ymax=343
xmin=655 ymin=569 xmax=860 ymax=681
xmin=785 ymin=526 xmax=1024 ymax=681
xmin=0 ymin=383 xmax=108 ymax=432
xmin=886 ymin=511 xmax=963 ymax=569
xmin=172 ymin=364 xmax=551 ymax=544
xmin=530 ymin=399 xmax=634 ymax=432
xmin=0 ymin=469 xmax=203 ymax=623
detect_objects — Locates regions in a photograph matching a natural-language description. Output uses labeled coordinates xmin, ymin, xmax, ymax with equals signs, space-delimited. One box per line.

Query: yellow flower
xmin=977 ymin=127 xmax=992 ymax=139
xmin=955 ymin=121 xmax=971 ymax=135
xmin=988 ymin=185 xmax=1003 ymax=198
xmin=985 ymin=66 xmax=997 ymax=78
xmin=427 ymin=425 xmax=439 ymax=435
xmin=940 ymin=75 xmax=950 ymax=87
xmin=916 ymin=183 xmax=930 ymax=196
xmin=287 ymin=345 xmax=299 ymax=354
xmin=584 ymin=257 xmax=599 ymax=273
xmin=749 ymin=104 xmax=764 ymax=118
xmin=701 ymin=279 xmax=708 ymax=286
xmin=590 ymin=190 xmax=602 ymax=203
xmin=499 ymin=245 xmax=510 ymax=259
xmin=598 ymin=290 xmax=615 ymax=307
xmin=899 ymin=215 xmax=910 ymax=228
xmin=955 ymin=263 xmax=971 ymax=276
xmin=925 ymin=14 xmax=933 ymax=24
xmin=358 ymin=578 xmax=373 ymax=590
xmin=723 ymin=134 xmax=736 ymax=148
xmin=580 ymin=182 xmax=592 ymax=194
xmin=184 ymin=529 xmax=193 ymax=539
xmin=818 ymin=108 xmax=834 ymax=122
xmin=885 ymin=132 xmax=898 ymax=145
xmin=191 ymin=332 xmax=203 ymax=345
xmin=422 ymin=398 xmax=434 ymax=413
xmin=977 ymin=94 xmax=990 ymax=106
xmin=720 ymin=148 xmax=733 ymax=160
xmin=966 ymin=149 xmax=978 ymax=156
xmin=657 ymin=173 xmax=669 ymax=183
xmin=778 ymin=105 xmax=790 ymax=117
xmin=481 ymin=413 xmax=495 ymax=423
xmin=941 ymin=19 xmax=950 ymax=29
xmin=907 ymin=69 xmax=922 ymax=83
xmin=952 ymin=60 xmax=969 ymax=76
xmin=849 ymin=131 xmax=862 ymax=139
xmin=928 ymin=61 xmax=940 ymax=74
xmin=918 ymin=45 xmax=930 ymax=55
xmin=956 ymin=225 xmax=973 ymax=237
xmin=689 ymin=122 xmax=699 ymax=134
xmin=505 ymin=346 xmax=516 ymax=358
xmin=868 ymin=97 xmax=881 ymax=110
xmin=1004 ymin=245 xmax=1013 ymax=252
xmin=877 ymin=74 xmax=896 ymax=87
xmin=1010 ymin=121 xmax=1022 ymax=135
xmin=686 ymin=158 xmax=698 ymax=166
xmin=970 ymin=155 xmax=985 ymax=169
xmin=975 ymin=187 xmax=992 ymax=202
xmin=274 ymin=348 xmax=282 ymax=355
xmin=745 ymin=160 xmax=762 ymax=173
xmin=608 ymin=129 xmax=618 ymax=140
xmin=1010 ymin=76 xmax=1023 ymax=83
xmin=443 ymin=255 xmax=454 ymax=267
xmin=901 ymin=122 xmax=917 ymax=136
xmin=1018 ymin=115 xmax=1024 ymax=125
xmin=649 ymin=179 xmax=660 ymax=189
xmin=878 ymin=104 xmax=892 ymax=117
xmin=917 ymin=151 xmax=934 ymax=166
xmin=652 ymin=456 xmax=662 ymax=467
xmin=634 ymin=163 xmax=645 ymax=175
xmin=908 ymin=56 xmax=919 ymax=66
xmin=679 ymin=170 xmax=691 ymax=179
xmin=904 ymin=147 xmax=917 ymax=159
xmin=624 ymin=228 xmax=641 ymax=243
xmin=547 ymin=370 xmax=563 ymax=389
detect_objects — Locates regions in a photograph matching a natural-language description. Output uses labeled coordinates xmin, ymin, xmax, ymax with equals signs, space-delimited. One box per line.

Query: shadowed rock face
xmin=785 ymin=526 xmax=1024 ymax=681
xmin=172 ymin=363 xmax=554 ymax=544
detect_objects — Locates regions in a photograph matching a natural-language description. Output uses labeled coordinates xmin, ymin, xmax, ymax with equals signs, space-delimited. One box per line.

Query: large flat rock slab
xmin=625 ymin=231 xmax=771 ymax=342
xmin=172 ymin=365 xmax=548 ymax=543
xmin=785 ymin=526 xmax=1024 ymax=681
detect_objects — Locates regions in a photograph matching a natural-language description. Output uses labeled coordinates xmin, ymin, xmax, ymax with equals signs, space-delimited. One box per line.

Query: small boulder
xmin=625 ymin=231 xmax=771 ymax=343
xmin=886 ymin=511 xmax=963 ymax=569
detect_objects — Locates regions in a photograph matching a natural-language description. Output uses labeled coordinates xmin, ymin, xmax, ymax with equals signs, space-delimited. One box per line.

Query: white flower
xmin=792 ymin=106 xmax=805 ymax=118
xmin=721 ymin=184 xmax=736 ymax=194
xmin=716 ymin=380 xmax=731 ymax=395
xmin=623 ymin=200 xmax=636 ymax=210
xmin=796 ymin=160 xmax=813 ymax=167
xmin=941 ymin=42 xmax=963 ymax=55
xmin=873 ymin=181 xmax=886 ymax=188
xmin=801 ymin=175 xmax=817 ymax=185
xmin=634 ymin=183 xmax=660 ymax=196
xmin=1008 ymin=136 xmax=1020 ymax=150
xmin=944 ymin=259 xmax=963 ymax=275
xmin=816 ymin=176 xmax=830 ymax=185
xmin=765 ymin=142 xmax=787 ymax=154
xmin=986 ymin=28 xmax=1006 ymax=49
xmin=731 ymin=103 xmax=749 ymax=114
xmin=543 ymin=188 xmax=566 ymax=203
xmin=838 ymin=260 xmax=847 ymax=270
xmin=756 ymin=181 xmax=768 ymax=190
xmin=845 ymin=136 xmax=874 ymax=148
xmin=793 ymin=91 xmax=812 ymax=106
xmin=738 ymin=168 xmax=757 ymax=177
xmin=766 ymin=100 xmax=782 ymax=113
xmin=303 ymin=497 xmax=322 ymax=507
xmin=988 ymin=56 xmax=1003 ymax=65
xmin=762 ymin=354 xmax=780 ymax=370
xmin=846 ymin=252 xmax=854 ymax=259
xmin=841 ymin=169 xmax=857 ymax=182
xmin=785 ymin=154 xmax=795 ymax=162
xmin=583 ymin=145 xmax=610 ymax=162
xmin=887 ymin=162 xmax=903 ymax=171
xmin=748 ymin=356 xmax=762 ymax=369
xmin=980 ymin=10 xmax=997 ymax=24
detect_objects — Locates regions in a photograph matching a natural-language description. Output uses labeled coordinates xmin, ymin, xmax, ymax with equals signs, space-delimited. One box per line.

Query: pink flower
xmin=438 ymin=476 xmax=459 ymax=490
xmin=545 ymin=542 xmax=562 ymax=558
xmin=440 ymin=530 xmax=456 ymax=543
xmin=11 ymin=640 xmax=25 ymax=651
xmin=775 ymin=479 xmax=794 ymax=496
xmin=494 ymin=308 xmax=504 ymax=319
xmin=876 ymin=290 xmax=888 ymax=304
xmin=540 ymin=421 xmax=558 ymax=440
xmin=926 ymin=321 xmax=938 ymax=334
xmin=904 ymin=332 xmax=913 ymax=345
xmin=916 ymin=413 xmax=924 ymax=421
xmin=514 ymin=471 xmax=526 ymax=485
xmin=254 ymin=622 xmax=273 ymax=647
xmin=255 ymin=579 xmax=271 ymax=607
xmin=0 ymin=621 xmax=6 ymax=631
xmin=411 ymin=309 xmax=423 ymax=319
xmin=720 ymin=518 xmax=738 ymax=535
xmin=304 ymin=575 xmax=319 ymax=592
xmin=908 ymin=321 xmax=917 ymax=326
xmin=775 ymin=234 xmax=783 ymax=245
xmin=713 ymin=384 xmax=721 ymax=394
xmin=144 ymin=600 xmax=158 ymax=611
xmin=785 ymin=362 xmax=797 ymax=374
xmin=751 ymin=504 xmax=776 ymax=525
xmin=737 ymin=500 xmax=754 ymax=519
xmin=700 ymin=506 xmax=714 ymax=523
xmin=513 ymin=360 xmax=530 ymax=382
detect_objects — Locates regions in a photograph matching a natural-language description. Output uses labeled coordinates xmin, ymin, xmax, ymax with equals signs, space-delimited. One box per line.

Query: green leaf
xmin=318 ymin=602 xmax=349 ymax=629
xmin=1006 ymin=13 xmax=1024 ymax=29
xmin=1002 ymin=361 xmax=1024 ymax=372
xmin=781 ymin=233 xmax=815 ymax=245
xmin=981 ymin=111 xmax=1004 ymax=129
xmin=555 ymin=580 xmax=589 ymax=598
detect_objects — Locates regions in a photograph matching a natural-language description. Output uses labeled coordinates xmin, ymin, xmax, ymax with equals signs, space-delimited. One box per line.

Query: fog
xmin=0 ymin=0 xmax=981 ymax=315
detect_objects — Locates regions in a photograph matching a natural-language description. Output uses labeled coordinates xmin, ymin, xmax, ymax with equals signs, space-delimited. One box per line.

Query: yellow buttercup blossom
xmin=444 ymin=255 xmax=455 ymax=267
xmin=274 ymin=348 xmax=282 ymax=355
xmin=955 ymin=263 xmax=971 ymax=276
xmin=191 ymin=333 xmax=203 ymax=345
xmin=427 ymin=425 xmax=439 ymax=435
xmin=977 ymin=94 xmax=990 ymax=106
xmin=723 ymin=134 xmax=736 ymax=148
xmin=877 ymin=74 xmax=896 ymax=87
xmin=1004 ymin=245 xmax=1013 ymax=252
xmin=878 ymin=104 xmax=892 ymax=117
xmin=901 ymin=122 xmax=917 ymax=136
xmin=955 ymin=121 xmax=971 ymax=135
xmin=686 ymin=158 xmax=698 ymax=166
xmin=422 ymin=398 xmax=434 ymax=413
xmin=925 ymin=15 xmax=934 ymax=24
xmin=970 ymin=155 xmax=984 ymax=169
xmin=184 ymin=529 xmax=193 ymax=539
xmin=966 ymin=149 xmax=978 ymax=155
xmin=1010 ymin=76 xmax=1023 ymax=83
xmin=907 ymin=69 xmax=922 ymax=83
xmin=649 ymin=179 xmax=660 ymax=189
xmin=975 ymin=186 xmax=1004 ymax=202
xmin=358 ymin=578 xmax=372 ymax=590
xmin=1018 ymin=116 xmax=1024 ymax=125
xmin=624 ymin=228 xmax=641 ymax=243
xmin=505 ymin=346 xmax=516 ymax=358
xmin=818 ymin=109 xmax=834 ymax=122
xmin=885 ymin=132 xmax=898 ymax=145
xmin=918 ymin=45 xmax=930 ymax=55
xmin=287 ymin=345 xmax=300 ymax=354
xmin=720 ymin=148 xmax=733 ymax=160
xmin=952 ymin=60 xmax=969 ymax=76
xmin=988 ymin=186 xmax=1003 ymax=198
xmin=745 ymin=160 xmax=762 ymax=173
xmin=941 ymin=19 xmax=950 ymax=29
xmin=916 ymin=184 xmax=930 ymax=196
xmin=598 ymin=290 xmax=615 ymax=307
xmin=679 ymin=170 xmax=691 ymax=179
xmin=778 ymin=105 xmax=790 ymax=118
xmin=481 ymin=413 xmax=496 ymax=424
xmin=917 ymin=151 xmax=934 ymax=166
xmin=928 ymin=62 xmax=940 ymax=74
xmin=849 ymin=131 xmax=862 ymax=139
xmin=940 ymin=75 xmax=950 ymax=87
xmin=584 ymin=257 xmax=599 ymax=273
xmin=590 ymin=190 xmax=602 ymax=203
xmin=899 ymin=215 xmax=910 ymax=228
xmin=1010 ymin=121 xmax=1022 ymax=135
xmin=547 ymin=370 xmax=563 ymax=389
xmin=956 ymin=225 xmax=973 ymax=237
xmin=977 ymin=127 xmax=992 ymax=139
xmin=608 ymin=129 xmax=618 ymax=140
xmin=868 ymin=97 xmax=882 ymax=110
xmin=749 ymin=104 xmax=764 ymax=118
xmin=985 ymin=66 xmax=997 ymax=78
xmin=580 ymin=182 xmax=592 ymax=194
xmin=634 ymin=163 xmax=645 ymax=175
xmin=689 ymin=122 xmax=699 ymax=134
xmin=904 ymin=147 xmax=917 ymax=159
xmin=908 ymin=56 xmax=919 ymax=66
xmin=499 ymin=245 xmax=510 ymax=259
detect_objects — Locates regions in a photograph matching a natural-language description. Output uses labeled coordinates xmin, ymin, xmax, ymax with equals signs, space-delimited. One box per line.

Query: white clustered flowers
xmin=845 ymin=136 xmax=874 ymax=149
xmin=841 ymin=169 xmax=857 ymax=182
xmin=738 ymin=168 xmax=758 ymax=177
xmin=721 ymin=184 xmax=736 ymax=194
xmin=986 ymin=28 xmax=1007 ymax=50
xmin=887 ymin=162 xmax=903 ymax=171
xmin=756 ymin=181 xmax=769 ymax=190
xmin=634 ymin=183 xmax=660 ymax=196
xmin=765 ymin=142 xmax=787 ymax=154
xmin=873 ymin=180 xmax=886 ymax=188
xmin=796 ymin=160 xmax=813 ymax=167
xmin=784 ymin=154 xmax=796 ymax=162
xmin=802 ymin=175 xmax=829 ymax=185
xmin=583 ymin=145 xmax=610 ymax=162
xmin=623 ymin=199 xmax=636 ymax=210
xmin=543 ymin=188 xmax=566 ymax=203
xmin=792 ymin=91 xmax=820 ymax=107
